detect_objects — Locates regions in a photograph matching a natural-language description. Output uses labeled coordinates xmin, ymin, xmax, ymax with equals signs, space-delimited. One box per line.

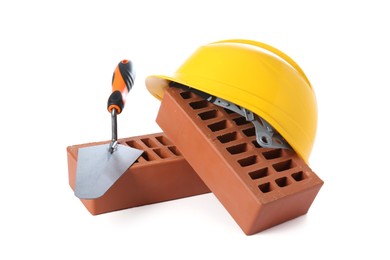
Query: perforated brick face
xmin=67 ymin=133 xmax=210 ymax=215
xmin=157 ymin=87 xmax=324 ymax=235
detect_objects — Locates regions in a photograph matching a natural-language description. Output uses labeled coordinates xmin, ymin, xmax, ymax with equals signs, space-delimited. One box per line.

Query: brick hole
xmin=217 ymin=132 xmax=240 ymax=143
xmin=126 ymin=140 xmax=144 ymax=150
xmin=226 ymin=143 xmax=249 ymax=155
xmin=180 ymin=91 xmax=195 ymax=99
xmin=238 ymin=155 xmax=259 ymax=167
xmin=155 ymin=135 xmax=171 ymax=146
xmin=189 ymin=100 xmax=210 ymax=109
xmin=243 ymin=127 xmax=256 ymax=137
xmin=248 ymin=168 xmax=268 ymax=180
xmin=140 ymin=151 xmax=156 ymax=161
xmin=223 ymin=108 xmax=235 ymax=114
xmin=258 ymin=182 xmax=273 ymax=193
xmin=198 ymin=110 xmax=221 ymax=120
xmin=141 ymin=138 xmax=158 ymax=148
xmin=292 ymin=171 xmax=307 ymax=182
xmin=233 ymin=116 xmax=250 ymax=126
xmin=273 ymin=159 xmax=295 ymax=172
xmin=263 ymin=149 xmax=282 ymax=160
xmin=252 ymin=140 xmax=261 ymax=148
xmin=208 ymin=120 xmax=231 ymax=132
xmin=275 ymin=176 xmax=291 ymax=187
xmin=168 ymin=146 xmax=181 ymax=156
xmin=153 ymin=148 xmax=171 ymax=159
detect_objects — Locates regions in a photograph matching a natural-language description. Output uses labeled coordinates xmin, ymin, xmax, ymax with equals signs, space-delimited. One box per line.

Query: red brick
xmin=157 ymin=87 xmax=323 ymax=235
xmin=67 ymin=133 xmax=210 ymax=215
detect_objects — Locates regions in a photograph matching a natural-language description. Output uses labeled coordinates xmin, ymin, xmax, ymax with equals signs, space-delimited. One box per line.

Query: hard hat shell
xmin=146 ymin=39 xmax=317 ymax=162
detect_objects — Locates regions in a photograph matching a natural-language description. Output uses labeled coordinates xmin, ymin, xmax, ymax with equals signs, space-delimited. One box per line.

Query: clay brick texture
xmin=67 ymin=133 xmax=210 ymax=215
xmin=157 ymin=87 xmax=324 ymax=235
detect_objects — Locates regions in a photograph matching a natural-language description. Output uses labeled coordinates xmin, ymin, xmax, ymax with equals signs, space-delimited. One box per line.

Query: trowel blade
xmin=75 ymin=143 xmax=143 ymax=199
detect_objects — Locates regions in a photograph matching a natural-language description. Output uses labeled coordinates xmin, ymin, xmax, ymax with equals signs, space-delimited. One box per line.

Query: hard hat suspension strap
xmin=211 ymin=96 xmax=291 ymax=150
xmin=170 ymin=82 xmax=291 ymax=150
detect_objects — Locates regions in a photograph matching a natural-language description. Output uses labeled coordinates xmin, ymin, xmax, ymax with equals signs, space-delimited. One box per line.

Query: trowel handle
xmin=107 ymin=59 xmax=135 ymax=114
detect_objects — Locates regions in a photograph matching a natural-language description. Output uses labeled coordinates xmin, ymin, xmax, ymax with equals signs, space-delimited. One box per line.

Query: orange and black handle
xmin=107 ymin=59 xmax=135 ymax=114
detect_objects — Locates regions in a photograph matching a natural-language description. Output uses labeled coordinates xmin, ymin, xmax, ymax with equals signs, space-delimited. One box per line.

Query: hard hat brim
xmin=145 ymin=75 xmax=172 ymax=100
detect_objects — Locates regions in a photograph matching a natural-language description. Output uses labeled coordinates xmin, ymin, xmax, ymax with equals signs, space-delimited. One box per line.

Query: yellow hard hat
xmin=146 ymin=39 xmax=317 ymax=162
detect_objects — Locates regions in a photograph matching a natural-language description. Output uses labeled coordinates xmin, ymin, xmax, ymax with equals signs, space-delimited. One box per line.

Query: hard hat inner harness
xmin=169 ymin=82 xmax=292 ymax=150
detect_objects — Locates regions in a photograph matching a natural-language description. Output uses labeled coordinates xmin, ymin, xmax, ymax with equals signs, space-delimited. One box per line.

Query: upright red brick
xmin=157 ymin=87 xmax=323 ymax=235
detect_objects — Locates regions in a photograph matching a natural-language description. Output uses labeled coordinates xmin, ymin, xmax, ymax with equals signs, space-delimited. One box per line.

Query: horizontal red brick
xmin=67 ymin=133 xmax=210 ymax=215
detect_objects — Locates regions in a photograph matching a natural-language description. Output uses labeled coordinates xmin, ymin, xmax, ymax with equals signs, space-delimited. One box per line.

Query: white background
xmin=1 ymin=0 xmax=389 ymax=259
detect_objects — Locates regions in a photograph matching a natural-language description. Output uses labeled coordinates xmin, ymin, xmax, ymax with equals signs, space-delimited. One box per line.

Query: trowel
xmin=75 ymin=60 xmax=143 ymax=199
